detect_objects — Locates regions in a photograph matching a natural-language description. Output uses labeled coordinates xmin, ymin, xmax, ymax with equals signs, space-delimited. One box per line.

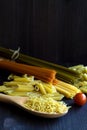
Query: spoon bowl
xmin=0 ymin=93 xmax=68 ymax=118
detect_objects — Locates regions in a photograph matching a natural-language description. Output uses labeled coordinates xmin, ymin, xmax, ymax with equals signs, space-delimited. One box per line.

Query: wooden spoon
xmin=0 ymin=93 xmax=68 ymax=118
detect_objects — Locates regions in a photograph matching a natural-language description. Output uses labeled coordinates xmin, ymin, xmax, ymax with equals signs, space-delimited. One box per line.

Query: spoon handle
xmin=0 ymin=93 xmax=28 ymax=105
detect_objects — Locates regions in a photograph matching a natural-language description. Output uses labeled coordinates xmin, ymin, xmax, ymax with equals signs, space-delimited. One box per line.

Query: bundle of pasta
xmin=0 ymin=59 xmax=56 ymax=83
xmin=53 ymin=79 xmax=81 ymax=98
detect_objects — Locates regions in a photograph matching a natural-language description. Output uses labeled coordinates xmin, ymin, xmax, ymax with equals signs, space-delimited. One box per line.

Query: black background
xmin=0 ymin=1 xmax=87 ymax=130
xmin=0 ymin=0 xmax=87 ymax=66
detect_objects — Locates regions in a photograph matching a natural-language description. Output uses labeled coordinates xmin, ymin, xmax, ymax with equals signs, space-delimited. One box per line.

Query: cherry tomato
xmin=74 ymin=93 xmax=87 ymax=106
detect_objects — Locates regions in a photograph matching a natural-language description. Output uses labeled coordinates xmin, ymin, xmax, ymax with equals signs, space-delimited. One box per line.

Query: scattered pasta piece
xmin=0 ymin=74 xmax=64 ymax=101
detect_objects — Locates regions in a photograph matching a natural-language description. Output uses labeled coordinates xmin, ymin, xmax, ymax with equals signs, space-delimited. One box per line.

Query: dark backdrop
xmin=0 ymin=0 xmax=87 ymax=66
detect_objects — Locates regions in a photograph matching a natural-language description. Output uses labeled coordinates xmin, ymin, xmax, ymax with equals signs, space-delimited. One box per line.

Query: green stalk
xmin=0 ymin=46 xmax=81 ymax=83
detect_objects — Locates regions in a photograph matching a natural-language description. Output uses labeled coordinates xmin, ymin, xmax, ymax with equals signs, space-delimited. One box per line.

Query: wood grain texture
xmin=0 ymin=0 xmax=87 ymax=65
xmin=0 ymin=1 xmax=87 ymax=129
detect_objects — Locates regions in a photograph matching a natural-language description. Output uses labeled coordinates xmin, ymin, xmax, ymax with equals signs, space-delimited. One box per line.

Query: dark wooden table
xmin=0 ymin=71 xmax=87 ymax=130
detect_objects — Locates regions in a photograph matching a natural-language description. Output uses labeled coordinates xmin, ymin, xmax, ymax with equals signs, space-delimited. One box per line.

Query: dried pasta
xmin=0 ymin=74 xmax=70 ymax=113
xmin=0 ymin=74 xmax=64 ymax=101
xmin=69 ymin=64 xmax=87 ymax=93
xmin=24 ymin=96 xmax=70 ymax=114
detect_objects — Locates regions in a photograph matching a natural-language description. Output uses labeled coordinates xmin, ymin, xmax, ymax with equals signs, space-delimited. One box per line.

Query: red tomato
xmin=74 ymin=93 xmax=87 ymax=106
